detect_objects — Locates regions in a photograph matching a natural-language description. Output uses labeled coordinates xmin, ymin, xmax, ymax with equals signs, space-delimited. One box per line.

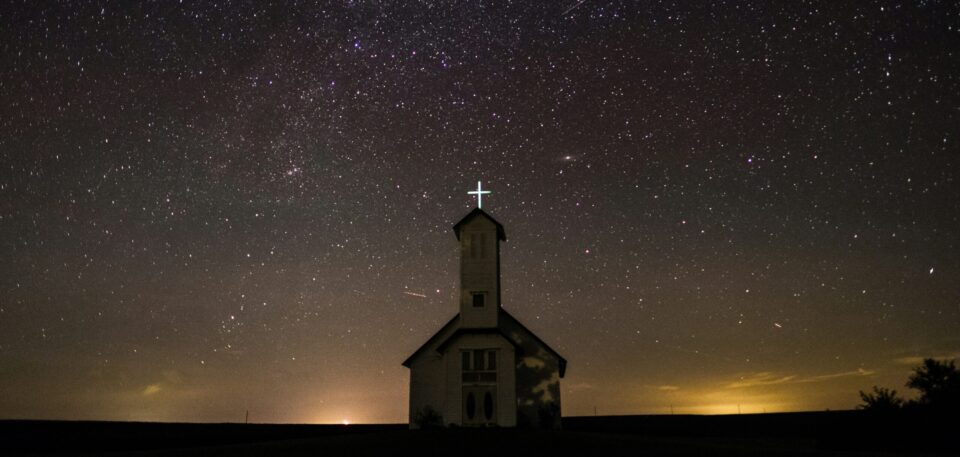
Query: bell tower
xmin=454 ymin=183 xmax=506 ymax=328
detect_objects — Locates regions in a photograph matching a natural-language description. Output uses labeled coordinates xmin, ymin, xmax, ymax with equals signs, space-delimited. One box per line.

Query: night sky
xmin=1 ymin=1 xmax=958 ymax=424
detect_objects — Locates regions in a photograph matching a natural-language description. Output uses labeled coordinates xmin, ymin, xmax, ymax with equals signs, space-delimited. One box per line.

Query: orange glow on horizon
xmin=666 ymin=401 xmax=794 ymax=415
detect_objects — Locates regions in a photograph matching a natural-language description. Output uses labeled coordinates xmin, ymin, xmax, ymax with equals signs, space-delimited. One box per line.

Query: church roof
xmin=452 ymin=208 xmax=507 ymax=241
xmin=401 ymin=314 xmax=460 ymax=368
xmin=498 ymin=309 xmax=568 ymax=378
xmin=401 ymin=308 xmax=567 ymax=378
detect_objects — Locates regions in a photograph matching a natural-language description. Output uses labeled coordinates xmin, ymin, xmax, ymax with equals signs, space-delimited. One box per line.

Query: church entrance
xmin=462 ymin=385 xmax=496 ymax=426
xmin=461 ymin=349 xmax=498 ymax=426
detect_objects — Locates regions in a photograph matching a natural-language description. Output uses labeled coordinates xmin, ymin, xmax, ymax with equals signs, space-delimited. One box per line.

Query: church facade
xmin=402 ymin=208 xmax=567 ymax=428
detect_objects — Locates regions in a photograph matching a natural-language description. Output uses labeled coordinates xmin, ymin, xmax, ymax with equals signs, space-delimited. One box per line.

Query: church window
xmin=470 ymin=233 xmax=481 ymax=258
xmin=464 ymin=233 xmax=489 ymax=259
xmin=461 ymin=349 xmax=498 ymax=383
xmin=462 ymin=235 xmax=472 ymax=258
xmin=472 ymin=292 xmax=485 ymax=307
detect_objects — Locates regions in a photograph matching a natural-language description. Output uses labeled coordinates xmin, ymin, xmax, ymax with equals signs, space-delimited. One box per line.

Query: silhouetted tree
xmin=906 ymin=358 xmax=960 ymax=411
xmin=413 ymin=406 xmax=443 ymax=429
xmin=858 ymin=386 xmax=904 ymax=411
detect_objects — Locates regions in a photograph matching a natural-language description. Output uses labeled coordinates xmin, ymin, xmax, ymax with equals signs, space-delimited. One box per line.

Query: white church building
xmin=402 ymin=196 xmax=567 ymax=428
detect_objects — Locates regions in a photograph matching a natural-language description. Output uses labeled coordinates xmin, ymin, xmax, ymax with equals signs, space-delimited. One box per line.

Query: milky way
xmin=1 ymin=1 xmax=958 ymax=423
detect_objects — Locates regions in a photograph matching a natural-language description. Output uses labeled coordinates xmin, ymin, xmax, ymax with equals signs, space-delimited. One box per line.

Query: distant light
xmin=929 ymin=267 xmax=934 ymax=275
xmin=342 ymin=419 xmax=350 ymax=426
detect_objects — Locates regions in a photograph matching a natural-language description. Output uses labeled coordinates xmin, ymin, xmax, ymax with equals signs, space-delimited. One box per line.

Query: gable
xmin=402 ymin=309 xmax=566 ymax=378
xmin=436 ymin=327 xmax=521 ymax=354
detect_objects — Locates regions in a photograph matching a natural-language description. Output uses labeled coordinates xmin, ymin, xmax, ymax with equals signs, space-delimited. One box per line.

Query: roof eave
xmin=499 ymin=308 xmax=567 ymax=378
xmin=401 ymin=314 xmax=460 ymax=367
xmin=452 ymin=208 xmax=507 ymax=241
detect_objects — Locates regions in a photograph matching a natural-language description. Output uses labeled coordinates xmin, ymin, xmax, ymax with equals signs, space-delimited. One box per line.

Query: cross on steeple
xmin=468 ymin=181 xmax=491 ymax=209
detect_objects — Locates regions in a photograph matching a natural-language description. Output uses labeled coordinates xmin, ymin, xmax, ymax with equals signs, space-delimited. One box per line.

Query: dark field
xmin=2 ymin=411 xmax=955 ymax=456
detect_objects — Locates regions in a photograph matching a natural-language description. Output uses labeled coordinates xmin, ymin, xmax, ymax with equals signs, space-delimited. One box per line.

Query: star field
xmin=1 ymin=1 xmax=958 ymax=423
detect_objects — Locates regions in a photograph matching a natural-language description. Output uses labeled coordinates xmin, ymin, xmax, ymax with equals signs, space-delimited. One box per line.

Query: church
xmin=402 ymin=184 xmax=567 ymax=428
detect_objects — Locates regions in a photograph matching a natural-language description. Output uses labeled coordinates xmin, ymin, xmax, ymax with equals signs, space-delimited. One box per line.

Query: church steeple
xmin=453 ymin=207 xmax=506 ymax=328
xmin=404 ymin=187 xmax=566 ymax=429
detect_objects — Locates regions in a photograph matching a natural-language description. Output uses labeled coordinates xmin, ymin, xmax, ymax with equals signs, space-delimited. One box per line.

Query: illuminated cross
xmin=468 ymin=181 xmax=491 ymax=208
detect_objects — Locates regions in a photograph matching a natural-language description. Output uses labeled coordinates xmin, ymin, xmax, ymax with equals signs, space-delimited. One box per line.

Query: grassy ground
xmin=6 ymin=429 xmax=915 ymax=457
xmin=3 ymin=412 xmax=955 ymax=456
xmin=94 ymin=430 xmax=883 ymax=457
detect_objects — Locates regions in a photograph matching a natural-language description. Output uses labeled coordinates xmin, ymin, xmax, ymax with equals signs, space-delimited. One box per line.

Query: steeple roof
xmin=452 ymin=208 xmax=507 ymax=241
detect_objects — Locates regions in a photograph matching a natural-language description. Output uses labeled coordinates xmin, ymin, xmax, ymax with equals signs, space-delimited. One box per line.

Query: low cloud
xmin=796 ymin=368 xmax=874 ymax=383
xmin=657 ymin=385 xmax=680 ymax=392
xmin=894 ymin=356 xmax=926 ymax=366
xmin=139 ymin=370 xmax=185 ymax=397
xmin=726 ymin=369 xmax=873 ymax=389
xmin=893 ymin=353 xmax=960 ymax=366
xmin=726 ymin=373 xmax=797 ymax=389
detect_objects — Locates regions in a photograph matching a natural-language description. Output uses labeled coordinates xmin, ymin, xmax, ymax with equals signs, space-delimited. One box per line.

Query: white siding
xmin=406 ymin=318 xmax=459 ymax=429
xmin=408 ymin=351 xmax=446 ymax=428
xmin=459 ymin=217 xmax=499 ymax=328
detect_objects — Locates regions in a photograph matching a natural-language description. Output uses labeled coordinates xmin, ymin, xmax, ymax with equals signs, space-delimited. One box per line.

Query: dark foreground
xmin=2 ymin=411 xmax=955 ymax=456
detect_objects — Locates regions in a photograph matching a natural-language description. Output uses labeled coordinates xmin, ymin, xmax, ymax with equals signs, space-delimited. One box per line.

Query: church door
xmin=461 ymin=349 xmax=498 ymax=426
xmin=462 ymin=385 xmax=497 ymax=426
